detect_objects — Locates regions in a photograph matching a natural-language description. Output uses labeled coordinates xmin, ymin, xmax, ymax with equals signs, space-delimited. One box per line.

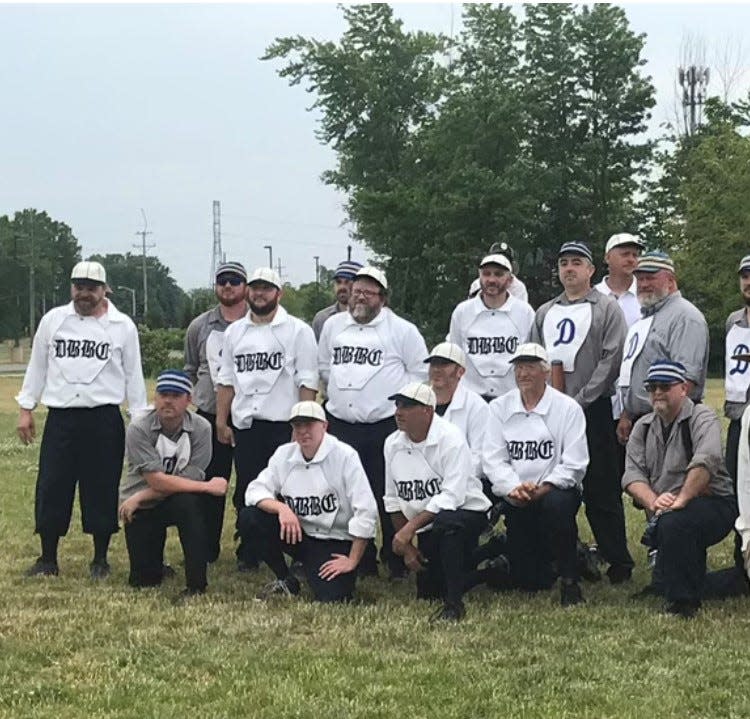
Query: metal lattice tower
xmin=678 ymin=65 xmax=710 ymax=136
xmin=211 ymin=200 xmax=223 ymax=286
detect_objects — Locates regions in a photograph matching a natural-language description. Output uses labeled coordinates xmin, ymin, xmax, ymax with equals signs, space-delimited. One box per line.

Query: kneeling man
xmin=623 ymin=360 xmax=736 ymax=618
xmin=385 ymin=382 xmax=491 ymax=622
xmin=119 ymin=370 xmax=228 ymax=600
xmin=482 ymin=343 xmax=589 ymax=606
xmin=239 ymin=401 xmax=378 ymax=603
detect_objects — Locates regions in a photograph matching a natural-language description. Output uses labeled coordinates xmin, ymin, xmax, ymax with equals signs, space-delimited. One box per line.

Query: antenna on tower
xmin=211 ymin=200 xmax=223 ymax=286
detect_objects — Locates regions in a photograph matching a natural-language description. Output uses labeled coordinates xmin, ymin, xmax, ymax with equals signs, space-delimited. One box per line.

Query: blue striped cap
xmin=645 ymin=360 xmax=686 ymax=386
xmin=156 ymin=369 xmax=193 ymax=395
xmin=215 ymin=261 xmax=247 ymax=281
xmin=738 ymin=255 xmax=750 ymax=273
xmin=558 ymin=241 xmax=593 ymax=263
xmin=333 ymin=260 xmax=363 ymax=280
xmin=636 ymin=251 xmax=674 ymax=274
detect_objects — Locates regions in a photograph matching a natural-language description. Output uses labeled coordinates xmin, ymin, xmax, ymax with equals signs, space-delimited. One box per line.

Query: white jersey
xmin=319 ymin=307 xmax=428 ymax=423
xmin=384 ymin=415 xmax=491 ymax=533
xmin=482 ymin=386 xmax=589 ymax=499
xmin=217 ymin=305 xmax=318 ymax=428
xmin=449 ymin=294 xmax=534 ymax=399
xmin=16 ymin=300 xmax=147 ymax=412
xmin=509 ymin=276 xmax=529 ymax=304
xmin=438 ymin=381 xmax=489 ymax=478
xmin=245 ymin=433 xmax=378 ymax=541
xmin=594 ymin=277 xmax=640 ymax=327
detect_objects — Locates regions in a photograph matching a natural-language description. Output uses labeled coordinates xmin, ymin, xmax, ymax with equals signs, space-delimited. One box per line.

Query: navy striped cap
xmin=738 ymin=255 xmax=750 ymax=273
xmin=558 ymin=241 xmax=593 ymax=262
xmin=333 ymin=260 xmax=363 ymax=280
xmin=156 ymin=369 xmax=193 ymax=395
xmin=215 ymin=262 xmax=247 ymax=282
xmin=636 ymin=251 xmax=674 ymax=274
xmin=645 ymin=360 xmax=686 ymax=386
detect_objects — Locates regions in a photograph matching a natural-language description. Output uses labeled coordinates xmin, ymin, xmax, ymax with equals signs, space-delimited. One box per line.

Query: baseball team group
xmin=15 ymin=234 xmax=750 ymax=621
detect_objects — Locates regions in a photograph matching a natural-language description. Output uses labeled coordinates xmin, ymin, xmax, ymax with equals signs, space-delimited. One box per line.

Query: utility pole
xmin=211 ymin=200 xmax=223 ymax=286
xmin=276 ymin=258 xmax=284 ymax=284
xmin=264 ymin=244 xmax=273 ymax=269
xmin=133 ymin=209 xmax=155 ymax=323
xmin=347 ymin=244 xmax=352 ymax=262
xmin=314 ymin=255 xmax=320 ymax=289
xmin=678 ymin=65 xmax=710 ymax=135
xmin=28 ymin=212 xmax=35 ymax=336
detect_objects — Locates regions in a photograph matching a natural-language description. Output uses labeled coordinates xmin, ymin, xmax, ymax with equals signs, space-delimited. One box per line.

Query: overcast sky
xmin=1 ymin=3 xmax=748 ymax=293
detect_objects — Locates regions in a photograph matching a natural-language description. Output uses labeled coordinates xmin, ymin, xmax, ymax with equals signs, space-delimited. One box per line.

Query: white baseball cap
xmin=479 ymin=254 xmax=513 ymax=272
xmin=70 ymin=261 xmax=107 ymax=284
xmin=509 ymin=342 xmax=549 ymax=364
xmin=289 ymin=401 xmax=326 ymax=422
xmin=388 ymin=382 xmax=437 ymax=408
xmin=355 ymin=266 xmax=388 ymax=291
xmin=605 ymin=233 xmax=645 ymax=254
xmin=248 ymin=267 xmax=282 ymax=289
xmin=424 ymin=342 xmax=466 ymax=368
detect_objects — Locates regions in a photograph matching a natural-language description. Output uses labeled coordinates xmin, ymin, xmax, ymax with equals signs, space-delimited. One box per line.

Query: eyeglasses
xmin=352 ymin=288 xmax=381 ymax=299
xmin=216 ymin=276 xmax=244 ymax=287
xmin=645 ymin=382 xmax=677 ymax=393
xmin=73 ymin=281 xmax=102 ymax=291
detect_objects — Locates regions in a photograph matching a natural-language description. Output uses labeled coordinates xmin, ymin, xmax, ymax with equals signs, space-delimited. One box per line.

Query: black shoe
xmin=162 ymin=563 xmax=176 ymax=580
xmin=560 ymin=581 xmax=585 ymax=607
xmin=26 ymin=558 xmax=59 ymax=577
xmin=663 ymin=599 xmax=700 ymax=619
xmin=89 ymin=559 xmax=111 ymax=580
xmin=236 ymin=558 xmax=259 ymax=573
xmin=606 ymin=564 xmax=633 ymax=585
xmin=478 ymin=554 xmax=512 ymax=591
xmin=577 ymin=542 xmax=601 ymax=582
xmin=429 ymin=601 xmax=466 ymax=623
xmin=173 ymin=587 xmax=206 ymax=605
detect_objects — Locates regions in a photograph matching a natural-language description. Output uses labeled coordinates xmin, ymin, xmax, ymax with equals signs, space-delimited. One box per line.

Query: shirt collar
xmin=641 ymin=290 xmax=680 ymax=318
xmin=343 ymin=305 xmax=389 ymax=328
xmin=507 ymin=386 xmax=554 ymax=416
xmin=555 ymin=288 xmax=600 ymax=306
xmin=247 ymin=304 xmax=289 ymax=327
xmin=64 ymin=299 xmax=127 ymax=324
xmin=598 ymin=276 xmax=637 ymax=297
xmin=287 ymin=432 xmax=335 ymax=465
xmin=148 ymin=408 xmax=195 ymax=433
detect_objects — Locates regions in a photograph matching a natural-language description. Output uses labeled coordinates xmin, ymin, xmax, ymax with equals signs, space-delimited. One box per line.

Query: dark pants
xmin=238 ymin=506 xmax=356 ymax=602
xmin=416 ymin=509 xmax=486 ymax=605
xmin=656 ymin=495 xmax=737 ymax=604
xmin=726 ymin=418 xmax=742 ymax=484
xmin=35 ymin=405 xmax=124 ymax=537
xmin=581 ymin=396 xmax=634 ymax=569
xmin=504 ymin=487 xmax=581 ymax=590
xmin=196 ymin=409 xmax=234 ymax=562
xmin=233 ymin=420 xmax=291 ymax=562
xmin=325 ymin=412 xmax=402 ymax=573
xmin=124 ymin=493 xmax=209 ymax=591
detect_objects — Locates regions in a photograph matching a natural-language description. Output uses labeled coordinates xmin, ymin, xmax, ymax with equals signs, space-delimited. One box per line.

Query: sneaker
xmin=606 ymin=564 xmax=633 ymax=585
xmin=663 ymin=599 xmax=700 ymax=619
xmin=89 ymin=559 xmax=111 ymax=580
xmin=256 ymin=576 xmax=301 ymax=600
xmin=173 ymin=587 xmax=206 ymax=606
xmin=25 ymin=558 xmax=59 ymax=577
xmin=560 ymin=581 xmax=585 ymax=607
xmin=429 ymin=601 xmax=466 ymax=623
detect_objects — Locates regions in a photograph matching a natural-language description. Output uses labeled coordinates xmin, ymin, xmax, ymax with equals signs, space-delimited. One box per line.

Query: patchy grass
xmin=1 ymin=376 xmax=748 ymax=719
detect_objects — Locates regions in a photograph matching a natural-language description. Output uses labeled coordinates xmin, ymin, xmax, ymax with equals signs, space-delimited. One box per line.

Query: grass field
xmin=1 ymin=377 xmax=749 ymax=718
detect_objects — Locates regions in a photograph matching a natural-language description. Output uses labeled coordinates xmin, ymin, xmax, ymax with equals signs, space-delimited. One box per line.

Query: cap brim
xmin=643 ymin=377 xmax=683 ymax=386
xmin=290 ymin=415 xmax=325 ymax=422
xmin=509 ymin=355 xmax=545 ymax=364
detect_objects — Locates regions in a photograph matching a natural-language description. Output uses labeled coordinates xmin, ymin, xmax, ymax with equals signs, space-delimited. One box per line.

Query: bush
xmin=138 ymin=326 xmax=171 ymax=378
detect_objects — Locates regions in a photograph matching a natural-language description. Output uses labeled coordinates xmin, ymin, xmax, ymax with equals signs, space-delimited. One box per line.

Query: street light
xmin=263 ymin=244 xmax=273 ymax=269
xmin=117 ymin=285 xmax=136 ymax=317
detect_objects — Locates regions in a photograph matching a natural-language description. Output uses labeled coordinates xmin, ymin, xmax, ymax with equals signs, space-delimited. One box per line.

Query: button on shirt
xmin=482 ymin=386 xmax=589 ymax=498
xmin=245 ymin=433 xmax=378 ymax=541
xmin=16 ymin=300 xmax=147 ymax=412
xmin=217 ymin=306 xmax=318 ymax=428
xmin=319 ymin=307 xmax=428 ymax=423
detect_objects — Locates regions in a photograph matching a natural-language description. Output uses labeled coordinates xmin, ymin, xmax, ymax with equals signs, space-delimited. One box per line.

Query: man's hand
xmin=402 ymin=544 xmax=426 ymax=573
xmin=668 ymin=494 xmax=690 ymax=511
xmin=508 ymin=482 xmax=537 ymax=505
xmin=278 ymin=505 xmax=302 ymax=545
xmin=216 ymin=423 xmax=234 ymax=447
xmin=318 ymin=553 xmax=357 ymax=581
xmin=204 ymin=477 xmax=229 ymax=496
xmin=119 ymin=496 xmax=141 ymax=524
xmin=17 ymin=410 xmax=35 ymax=445
xmin=652 ymin=492 xmax=676 ymax=512
xmin=616 ymin=415 xmax=632 ymax=446
xmin=392 ymin=526 xmax=416 ymax=556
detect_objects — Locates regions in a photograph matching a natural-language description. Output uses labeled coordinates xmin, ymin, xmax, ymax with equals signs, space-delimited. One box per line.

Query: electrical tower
xmin=211 ymin=200 xmax=224 ymax=286
xmin=133 ymin=209 xmax=155 ymax=322
xmin=678 ymin=65 xmax=710 ymax=135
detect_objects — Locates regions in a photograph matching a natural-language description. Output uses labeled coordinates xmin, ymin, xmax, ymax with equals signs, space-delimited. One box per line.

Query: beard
xmin=218 ymin=293 xmax=245 ymax=308
xmin=250 ymin=296 xmax=279 ymax=317
xmin=350 ymin=302 xmax=380 ymax=324
xmin=73 ymin=295 xmax=103 ymax=316
xmin=638 ymin=288 xmax=668 ymax=309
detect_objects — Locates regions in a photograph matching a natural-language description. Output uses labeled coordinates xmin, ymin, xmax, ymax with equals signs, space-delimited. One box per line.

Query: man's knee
xmin=237 ymin=505 xmax=274 ymax=538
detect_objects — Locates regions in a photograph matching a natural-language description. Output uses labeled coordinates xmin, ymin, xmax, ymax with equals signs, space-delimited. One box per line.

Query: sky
xmin=1 ymin=2 xmax=749 ymax=295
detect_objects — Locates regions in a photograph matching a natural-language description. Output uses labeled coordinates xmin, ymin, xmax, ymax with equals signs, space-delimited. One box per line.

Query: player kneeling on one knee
xmin=385 ymin=382 xmax=491 ymax=622
xmin=118 ymin=370 xmax=228 ymax=601
xmin=238 ymin=401 xmax=378 ymax=603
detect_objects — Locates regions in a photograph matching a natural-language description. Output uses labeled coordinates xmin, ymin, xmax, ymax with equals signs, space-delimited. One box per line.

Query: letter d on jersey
xmin=731 ymin=343 xmax=750 ymax=375
xmin=553 ymin=318 xmax=575 ymax=347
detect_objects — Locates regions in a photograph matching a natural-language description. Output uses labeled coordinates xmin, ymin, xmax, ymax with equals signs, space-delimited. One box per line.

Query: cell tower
xmin=211 ymin=200 xmax=224 ymax=286
xmin=678 ymin=65 xmax=710 ymax=136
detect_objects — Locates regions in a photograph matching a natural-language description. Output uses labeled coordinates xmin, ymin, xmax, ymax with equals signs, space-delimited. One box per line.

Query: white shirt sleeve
xmin=16 ymin=314 xmax=53 ymax=410
xmin=400 ymin=322 xmax=429 ymax=382
xmin=425 ymin=435 xmax=473 ymax=514
xmin=317 ymin=317 xmax=334 ymax=386
xmin=122 ymin=320 xmax=148 ymax=412
xmin=482 ymin=404 xmax=522 ymax=497
xmin=383 ymin=435 xmax=401 ymax=514
xmin=217 ymin=325 xmax=236 ymax=387
xmin=293 ymin=322 xmax=319 ymax=392
xmin=540 ymin=402 xmax=589 ymax=490
xmin=245 ymin=448 xmax=284 ymax=507
xmin=343 ymin=450 xmax=378 ymax=539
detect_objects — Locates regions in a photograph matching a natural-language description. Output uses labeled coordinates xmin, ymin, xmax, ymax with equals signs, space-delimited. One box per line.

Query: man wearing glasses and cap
xmin=119 ymin=370 xmax=228 ymax=602
xmin=449 ymin=253 xmax=535 ymax=403
xmin=311 ymin=259 xmax=363 ymax=341
xmin=238 ymin=400 xmax=378 ymax=603
xmin=384 ymin=382 xmax=491 ymax=621
xmin=16 ymin=261 xmax=147 ymax=580
xmin=623 ymin=361 xmax=737 ymax=618
xmin=184 ymin=261 xmax=249 ymax=563
xmin=216 ymin=266 xmax=318 ymax=571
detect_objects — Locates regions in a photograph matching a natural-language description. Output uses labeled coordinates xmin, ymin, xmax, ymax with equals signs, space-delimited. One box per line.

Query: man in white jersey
xmin=449 ymin=254 xmax=534 ymax=403
xmin=216 ymin=266 xmax=318 ymax=571
xmin=384 ymin=382 xmax=491 ymax=621
xmin=594 ymin=233 xmax=644 ymax=327
xmin=487 ymin=242 xmax=529 ymax=303
xmin=16 ymin=261 xmax=147 ymax=579
xmin=239 ymin=401 xmax=378 ymax=602
xmin=319 ymin=266 xmax=428 ymax=578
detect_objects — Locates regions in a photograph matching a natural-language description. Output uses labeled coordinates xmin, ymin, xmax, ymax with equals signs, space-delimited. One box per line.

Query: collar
xmin=63 ymin=299 xmax=128 ymax=323
xmin=641 ymin=290 xmax=681 ymax=318
xmin=597 ymin=276 xmax=637 ymax=297
xmin=342 ymin=306 xmax=389 ymax=328
xmin=287 ymin=432 xmax=336 ymax=465
xmin=148 ymin=408 xmax=196 ymax=433
xmin=247 ymin=304 xmax=289 ymax=327
xmin=444 ymin=381 xmax=468 ymax=411
xmin=394 ymin=414 xmax=443 ymax=449
xmin=472 ymin=293 xmax=516 ymax=315
xmin=209 ymin=303 xmax=248 ymax=326
xmin=651 ymin=397 xmax=694 ymax=431
xmin=554 ymin=288 xmax=600 ymax=306
xmin=507 ymin=386 xmax=554 ymax=416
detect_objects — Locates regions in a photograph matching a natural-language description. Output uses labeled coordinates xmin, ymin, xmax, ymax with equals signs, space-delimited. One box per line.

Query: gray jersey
xmin=623 ymin=292 xmax=708 ymax=418
xmin=311 ymin=303 xmax=340 ymax=342
xmin=531 ymin=288 xmax=626 ymax=409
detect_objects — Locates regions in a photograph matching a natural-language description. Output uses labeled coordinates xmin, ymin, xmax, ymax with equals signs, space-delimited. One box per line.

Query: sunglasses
xmin=645 ymin=382 xmax=677 ymax=393
xmin=216 ymin=275 xmax=244 ymax=287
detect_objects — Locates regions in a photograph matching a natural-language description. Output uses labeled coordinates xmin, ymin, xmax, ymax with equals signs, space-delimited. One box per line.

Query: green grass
xmin=1 ymin=377 xmax=749 ymax=718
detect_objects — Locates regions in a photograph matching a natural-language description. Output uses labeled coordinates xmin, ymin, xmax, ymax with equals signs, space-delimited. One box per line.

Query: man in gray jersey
xmin=311 ymin=260 xmax=363 ymax=341
xmin=184 ymin=261 xmax=249 ymax=563
xmin=531 ymin=241 xmax=633 ymax=583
